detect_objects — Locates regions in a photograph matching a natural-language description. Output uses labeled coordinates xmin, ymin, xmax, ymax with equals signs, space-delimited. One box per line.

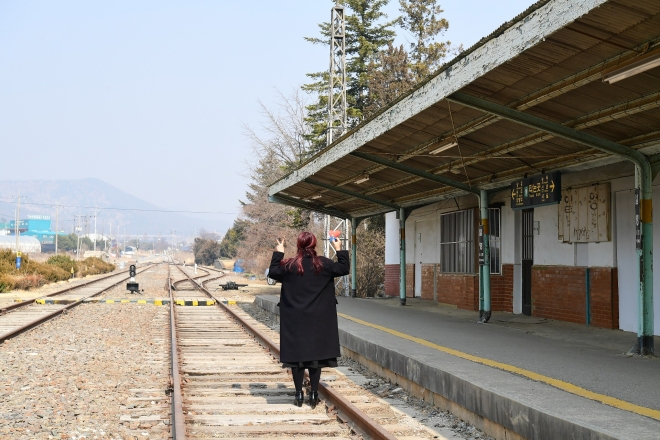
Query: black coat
xmin=268 ymin=250 xmax=350 ymax=363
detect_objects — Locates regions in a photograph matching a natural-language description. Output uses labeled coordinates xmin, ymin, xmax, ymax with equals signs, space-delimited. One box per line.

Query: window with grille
xmin=489 ymin=208 xmax=501 ymax=274
xmin=440 ymin=209 xmax=475 ymax=273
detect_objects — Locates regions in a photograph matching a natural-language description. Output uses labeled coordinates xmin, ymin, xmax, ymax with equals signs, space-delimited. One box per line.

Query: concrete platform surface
xmin=256 ymin=294 xmax=660 ymax=440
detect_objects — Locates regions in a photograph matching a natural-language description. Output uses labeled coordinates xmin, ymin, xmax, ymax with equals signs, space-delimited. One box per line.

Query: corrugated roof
xmin=269 ymin=0 xmax=660 ymax=218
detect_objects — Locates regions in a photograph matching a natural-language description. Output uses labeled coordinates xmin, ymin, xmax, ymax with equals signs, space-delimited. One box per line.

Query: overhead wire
xmin=0 ymin=198 xmax=237 ymax=215
xmin=446 ymin=100 xmax=471 ymax=186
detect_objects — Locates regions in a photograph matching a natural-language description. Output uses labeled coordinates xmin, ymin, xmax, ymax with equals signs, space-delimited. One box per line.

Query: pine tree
xmin=399 ymin=0 xmax=451 ymax=80
xmin=303 ymin=0 xmax=397 ymax=152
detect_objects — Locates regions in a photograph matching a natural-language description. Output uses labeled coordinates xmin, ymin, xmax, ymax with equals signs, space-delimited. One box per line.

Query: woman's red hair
xmin=281 ymin=232 xmax=323 ymax=275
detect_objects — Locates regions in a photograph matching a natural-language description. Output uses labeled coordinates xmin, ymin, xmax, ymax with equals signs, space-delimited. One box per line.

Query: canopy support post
xmin=479 ymin=189 xmax=492 ymax=323
xmin=399 ymin=207 xmax=408 ymax=306
xmin=351 ymin=217 xmax=357 ymax=298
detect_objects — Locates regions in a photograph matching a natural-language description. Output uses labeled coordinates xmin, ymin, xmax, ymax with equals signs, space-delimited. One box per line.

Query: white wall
xmin=533 ymin=204 xmax=577 ymax=266
xmin=616 ymin=189 xmax=637 ymax=333
xmin=616 ymin=180 xmax=660 ymax=336
xmin=413 ymin=218 xmax=440 ymax=296
xmin=385 ymin=211 xmax=399 ymax=264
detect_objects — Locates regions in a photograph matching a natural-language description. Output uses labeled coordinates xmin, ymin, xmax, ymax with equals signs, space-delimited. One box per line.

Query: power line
xmin=0 ymin=198 xmax=238 ymax=215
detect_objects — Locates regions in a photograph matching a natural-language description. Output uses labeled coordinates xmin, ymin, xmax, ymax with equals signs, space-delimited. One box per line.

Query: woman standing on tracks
xmin=268 ymin=231 xmax=349 ymax=408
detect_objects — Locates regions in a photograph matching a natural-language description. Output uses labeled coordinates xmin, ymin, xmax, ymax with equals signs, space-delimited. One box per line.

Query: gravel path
xmin=0 ymin=264 xmax=171 ymax=440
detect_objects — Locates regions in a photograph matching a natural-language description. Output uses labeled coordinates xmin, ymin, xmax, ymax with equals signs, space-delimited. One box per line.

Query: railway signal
xmin=127 ymin=264 xmax=142 ymax=294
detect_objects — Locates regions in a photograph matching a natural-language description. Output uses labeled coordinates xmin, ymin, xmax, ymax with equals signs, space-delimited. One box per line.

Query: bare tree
xmin=355 ymin=223 xmax=386 ymax=297
xmin=237 ymin=89 xmax=322 ymax=275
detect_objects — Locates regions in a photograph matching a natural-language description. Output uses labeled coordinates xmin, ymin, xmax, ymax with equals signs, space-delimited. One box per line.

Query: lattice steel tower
xmin=324 ymin=4 xmax=350 ymax=296
xmin=327 ymin=2 xmax=347 ymax=146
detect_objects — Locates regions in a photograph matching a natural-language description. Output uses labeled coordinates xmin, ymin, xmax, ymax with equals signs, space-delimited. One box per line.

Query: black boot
xmin=309 ymin=391 xmax=319 ymax=409
xmin=294 ymin=391 xmax=304 ymax=407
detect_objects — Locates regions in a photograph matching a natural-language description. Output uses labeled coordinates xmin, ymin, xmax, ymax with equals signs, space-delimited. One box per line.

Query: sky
xmin=0 ymin=0 xmax=535 ymax=234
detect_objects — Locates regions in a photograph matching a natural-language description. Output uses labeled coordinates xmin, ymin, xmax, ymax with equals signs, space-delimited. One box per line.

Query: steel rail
xmin=0 ymin=266 xmax=136 ymax=314
xmin=171 ymin=265 xmax=210 ymax=289
xmin=173 ymin=265 xmax=397 ymax=440
xmin=167 ymin=264 xmax=186 ymax=440
xmin=0 ymin=264 xmax=155 ymax=342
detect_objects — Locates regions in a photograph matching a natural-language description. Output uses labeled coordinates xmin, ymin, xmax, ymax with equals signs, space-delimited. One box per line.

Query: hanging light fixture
xmin=429 ymin=141 xmax=458 ymax=155
xmin=602 ymin=51 xmax=660 ymax=84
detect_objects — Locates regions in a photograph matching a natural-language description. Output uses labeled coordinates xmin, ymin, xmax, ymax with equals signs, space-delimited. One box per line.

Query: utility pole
xmin=54 ymin=205 xmax=60 ymax=254
xmin=74 ymin=214 xmax=83 ymax=260
xmin=14 ymin=190 xmax=23 ymax=253
xmin=90 ymin=208 xmax=100 ymax=251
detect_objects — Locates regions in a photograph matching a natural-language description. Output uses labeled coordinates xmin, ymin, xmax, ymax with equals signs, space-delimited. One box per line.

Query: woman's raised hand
xmin=275 ymin=238 xmax=285 ymax=253
xmin=331 ymin=238 xmax=342 ymax=251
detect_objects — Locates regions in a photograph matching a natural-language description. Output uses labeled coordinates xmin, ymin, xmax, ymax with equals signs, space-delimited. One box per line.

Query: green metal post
xmin=351 ymin=217 xmax=357 ymax=298
xmin=636 ymin=165 xmax=654 ymax=355
xmin=586 ymin=268 xmax=591 ymax=327
xmin=399 ymin=207 xmax=407 ymax=306
xmin=479 ymin=189 xmax=491 ymax=323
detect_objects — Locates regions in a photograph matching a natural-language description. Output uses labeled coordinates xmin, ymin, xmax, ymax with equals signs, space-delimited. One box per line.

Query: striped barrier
xmin=35 ymin=298 xmax=231 ymax=307
xmin=174 ymin=299 xmax=216 ymax=306
xmin=31 ymin=298 xmax=217 ymax=306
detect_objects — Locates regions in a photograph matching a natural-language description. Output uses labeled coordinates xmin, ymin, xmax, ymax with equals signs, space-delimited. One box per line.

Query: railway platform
xmin=256 ymin=294 xmax=660 ymax=440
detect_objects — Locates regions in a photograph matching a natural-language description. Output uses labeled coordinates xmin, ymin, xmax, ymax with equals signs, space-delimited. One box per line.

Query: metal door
xmin=522 ymin=209 xmax=534 ymax=316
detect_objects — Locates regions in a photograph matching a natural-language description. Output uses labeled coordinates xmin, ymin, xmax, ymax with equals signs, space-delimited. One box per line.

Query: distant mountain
xmin=0 ymin=178 xmax=222 ymax=239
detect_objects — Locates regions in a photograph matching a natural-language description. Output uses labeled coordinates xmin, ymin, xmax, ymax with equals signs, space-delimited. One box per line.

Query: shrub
xmin=0 ymin=274 xmax=15 ymax=293
xmin=36 ymin=264 xmax=70 ymax=282
xmin=46 ymin=254 xmax=77 ymax=273
xmin=14 ymin=274 xmax=46 ymax=290
xmin=0 ymin=250 xmax=114 ymax=291
xmin=77 ymin=257 xmax=115 ymax=277
xmin=0 ymin=249 xmax=71 ymax=289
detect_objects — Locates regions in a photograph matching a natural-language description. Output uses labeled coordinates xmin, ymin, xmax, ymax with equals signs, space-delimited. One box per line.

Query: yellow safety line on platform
xmin=337 ymin=313 xmax=660 ymax=421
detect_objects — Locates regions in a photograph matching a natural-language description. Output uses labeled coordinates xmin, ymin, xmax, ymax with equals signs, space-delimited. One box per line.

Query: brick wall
xmin=416 ymin=264 xmax=512 ymax=311
xmin=436 ymin=272 xmax=479 ymax=311
xmin=491 ymin=264 xmax=514 ymax=312
xmin=421 ymin=264 xmax=435 ymax=300
xmin=531 ymin=266 xmax=618 ymax=329
xmin=406 ymin=264 xmax=415 ymax=297
xmin=384 ymin=264 xmax=399 ymax=297
xmin=384 ymin=264 xmax=415 ymax=297
xmin=589 ymin=267 xmax=619 ymax=329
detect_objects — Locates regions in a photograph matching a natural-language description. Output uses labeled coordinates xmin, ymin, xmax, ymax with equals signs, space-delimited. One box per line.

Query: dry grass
xmin=0 ymin=250 xmax=115 ymax=293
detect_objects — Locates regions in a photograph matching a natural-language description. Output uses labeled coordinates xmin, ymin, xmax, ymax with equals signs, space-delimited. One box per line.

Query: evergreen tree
xmin=303 ymin=0 xmax=397 ymax=151
xmin=364 ymin=43 xmax=415 ymax=118
xmin=218 ymin=219 xmax=250 ymax=258
xmin=399 ymin=0 xmax=451 ymax=80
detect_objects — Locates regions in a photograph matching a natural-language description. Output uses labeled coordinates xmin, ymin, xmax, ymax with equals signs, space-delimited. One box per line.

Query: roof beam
xmin=268 ymin=0 xmax=608 ymax=197
xmin=447 ymin=92 xmax=647 ymax=167
xmin=268 ymin=194 xmax=350 ymax=219
xmin=329 ymin=92 xmax=660 ymax=206
xmin=304 ymin=178 xmax=400 ymax=210
xmin=349 ymin=151 xmax=480 ymax=195
xmin=305 ymin=37 xmax=660 ymax=200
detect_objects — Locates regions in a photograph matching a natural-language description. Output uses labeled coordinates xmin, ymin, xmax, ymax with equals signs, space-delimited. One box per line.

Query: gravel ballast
xmin=0 ymin=264 xmax=171 ymax=440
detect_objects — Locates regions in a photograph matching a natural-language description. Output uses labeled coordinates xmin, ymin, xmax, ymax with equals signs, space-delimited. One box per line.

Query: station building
xmin=268 ymin=0 xmax=660 ymax=354
xmin=9 ymin=215 xmax=58 ymax=252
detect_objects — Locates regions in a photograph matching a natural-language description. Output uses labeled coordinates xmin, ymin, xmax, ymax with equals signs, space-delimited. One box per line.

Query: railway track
xmin=0 ymin=263 xmax=154 ymax=342
xmin=168 ymin=264 xmax=439 ymax=439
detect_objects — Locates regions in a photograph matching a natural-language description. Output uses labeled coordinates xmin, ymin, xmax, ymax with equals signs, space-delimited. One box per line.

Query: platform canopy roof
xmin=268 ymin=0 xmax=660 ymax=219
